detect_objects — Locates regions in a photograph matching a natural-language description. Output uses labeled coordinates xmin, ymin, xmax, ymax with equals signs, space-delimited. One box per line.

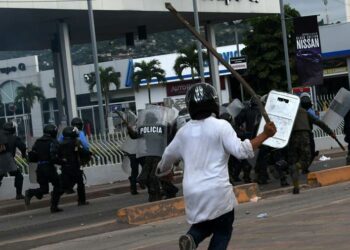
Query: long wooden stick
xmin=165 ymin=3 xmax=270 ymax=123
xmin=334 ymin=137 xmax=346 ymax=151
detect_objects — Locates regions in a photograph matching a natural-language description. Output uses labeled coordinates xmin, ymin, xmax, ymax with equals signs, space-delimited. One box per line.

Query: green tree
xmin=85 ymin=66 xmax=120 ymax=117
xmin=174 ymin=43 xmax=207 ymax=83
xmin=133 ymin=59 xmax=166 ymax=104
xmin=241 ymin=5 xmax=300 ymax=94
xmin=14 ymin=83 xmax=45 ymax=109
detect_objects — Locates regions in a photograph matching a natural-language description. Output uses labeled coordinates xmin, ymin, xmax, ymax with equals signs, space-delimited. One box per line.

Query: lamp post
xmin=87 ymin=0 xmax=106 ymax=135
xmin=192 ymin=0 xmax=205 ymax=82
xmin=279 ymin=0 xmax=292 ymax=93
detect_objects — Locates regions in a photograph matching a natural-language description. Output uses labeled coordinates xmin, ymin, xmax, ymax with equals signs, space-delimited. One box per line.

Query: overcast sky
xmin=285 ymin=0 xmax=348 ymax=23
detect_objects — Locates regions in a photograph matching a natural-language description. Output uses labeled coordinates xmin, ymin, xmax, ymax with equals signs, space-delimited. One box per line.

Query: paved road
xmin=33 ymin=182 xmax=350 ymax=250
xmin=0 ymin=154 xmax=347 ymax=250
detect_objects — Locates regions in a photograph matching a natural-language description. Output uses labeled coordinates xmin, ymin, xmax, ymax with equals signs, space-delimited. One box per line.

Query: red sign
xmin=166 ymin=82 xmax=195 ymax=97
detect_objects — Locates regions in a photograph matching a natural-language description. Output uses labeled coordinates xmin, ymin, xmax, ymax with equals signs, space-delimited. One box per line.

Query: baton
xmin=114 ymin=110 xmax=129 ymax=126
xmin=165 ymin=3 xmax=270 ymax=123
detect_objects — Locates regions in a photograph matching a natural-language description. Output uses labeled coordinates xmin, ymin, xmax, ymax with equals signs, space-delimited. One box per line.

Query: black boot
xmin=129 ymin=177 xmax=138 ymax=195
xmin=51 ymin=206 xmax=63 ymax=213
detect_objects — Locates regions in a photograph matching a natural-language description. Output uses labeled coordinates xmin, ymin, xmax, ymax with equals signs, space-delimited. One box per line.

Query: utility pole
xmin=279 ymin=0 xmax=292 ymax=93
xmin=192 ymin=0 xmax=205 ymax=82
xmin=87 ymin=0 xmax=106 ymax=135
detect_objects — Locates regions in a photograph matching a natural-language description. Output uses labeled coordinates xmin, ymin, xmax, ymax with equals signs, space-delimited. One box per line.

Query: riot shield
xmin=136 ymin=105 xmax=176 ymax=158
xmin=226 ymin=98 xmax=245 ymax=119
xmin=176 ymin=108 xmax=191 ymax=130
xmin=256 ymin=91 xmax=300 ymax=149
xmin=321 ymin=88 xmax=350 ymax=130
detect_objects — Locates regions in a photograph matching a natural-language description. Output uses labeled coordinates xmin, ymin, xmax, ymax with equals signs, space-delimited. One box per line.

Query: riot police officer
xmin=25 ymin=124 xmax=63 ymax=213
xmin=0 ymin=122 xmax=26 ymax=200
xmin=58 ymin=126 xmax=89 ymax=206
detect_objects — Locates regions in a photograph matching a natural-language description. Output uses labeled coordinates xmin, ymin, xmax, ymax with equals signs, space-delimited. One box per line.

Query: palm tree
xmin=174 ymin=43 xmax=207 ymax=83
xmin=84 ymin=66 xmax=120 ymax=117
xmin=14 ymin=83 xmax=45 ymax=109
xmin=133 ymin=59 xmax=166 ymax=104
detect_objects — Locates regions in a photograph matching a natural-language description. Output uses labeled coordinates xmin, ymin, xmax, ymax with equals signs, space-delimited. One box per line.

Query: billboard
xmin=294 ymin=16 xmax=323 ymax=86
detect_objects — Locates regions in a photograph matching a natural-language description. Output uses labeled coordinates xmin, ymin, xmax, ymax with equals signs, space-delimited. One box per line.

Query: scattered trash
xmin=257 ymin=213 xmax=268 ymax=219
xmin=80 ymin=223 xmax=85 ymax=226
xmin=245 ymin=211 xmax=250 ymax=215
xmin=250 ymin=196 xmax=261 ymax=202
xmin=319 ymin=155 xmax=331 ymax=161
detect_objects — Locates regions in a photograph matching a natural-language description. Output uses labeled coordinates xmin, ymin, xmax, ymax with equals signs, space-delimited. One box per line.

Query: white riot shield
xmin=121 ymin=136 xmax=138 ymax=155
xmin=136 ymin=105 xmax=176 ymax=158
xmin=226 ymin=98 xmax=245 ymax=119
xmin=28 ymin=163 xmax=38 ymax=184
xmin=176 ymin=108 xmax=191 ymax=130
xmin=321 ymin=88 xmax=350 ymax=130
xmin=121 ymin=156 xmax=131 ymax=176
xmin=257 ymin=91 xmax=300 ymax=149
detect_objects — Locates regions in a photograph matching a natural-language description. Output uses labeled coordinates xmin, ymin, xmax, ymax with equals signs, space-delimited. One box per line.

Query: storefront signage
xmin=294 ymin=16 xmax=323 ymax=86
xmin=0 ymin=63 xmax=26 ymax=75
xmin=166 ymin=82 xmax=195 ymax=96
xmin=230 ymin=56 xmax=247 ymax=70
xmin=202 ymin=0 xmax=231 ymax=5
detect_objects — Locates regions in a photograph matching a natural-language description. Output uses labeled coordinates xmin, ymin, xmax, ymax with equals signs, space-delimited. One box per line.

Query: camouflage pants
xmin=288 ymin=131 xmax=311 ymax=189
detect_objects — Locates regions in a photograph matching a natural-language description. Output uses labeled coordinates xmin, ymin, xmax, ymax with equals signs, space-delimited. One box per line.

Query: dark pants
xmin=138 ymin=156 xmax=178 ymax=202
xmin=255 ymin=146 xmax=270 ymax=183
xmin=0 ymin=169 xmax=23 ymax=196
xmin=26 ymin=164 xmax=61 ymax=208
xmin=188 ymin=209 xmax=235 ymax=250
xmin=128 ymin=154 xmax=140 ymax=192
xmin=61 ymin=168 xmax=86 ymax=204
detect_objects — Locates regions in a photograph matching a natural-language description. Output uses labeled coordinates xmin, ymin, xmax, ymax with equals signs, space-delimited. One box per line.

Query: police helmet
xmin=3 ymin=122 xmax=16 ymax=134
xmin=43 ymin=124 xmax=58 ymax=138
xmin=300 ymin=93 xmax=312 ymax=110
xmin=71 ymin=117 xmax=83 ymax=130
xmin=185 ymin=83 xmax=219 ymax=120
xmin=62 ymin=126 xmax=79 ymax=139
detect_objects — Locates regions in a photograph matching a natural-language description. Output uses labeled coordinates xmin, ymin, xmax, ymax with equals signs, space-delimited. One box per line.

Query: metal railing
xmin=15 ymin=129 xmax=128 ymax=174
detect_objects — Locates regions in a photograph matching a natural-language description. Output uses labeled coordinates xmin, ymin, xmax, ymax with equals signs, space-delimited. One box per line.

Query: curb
xmin=307 ymin=165 xmax=350 ymax=187
xmin=116 ymin=183 xmax=259 ymax=225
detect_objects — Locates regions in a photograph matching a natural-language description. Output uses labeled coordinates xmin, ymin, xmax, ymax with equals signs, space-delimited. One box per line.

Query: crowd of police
xmin=219 ymin=92 xmax=338 ymax=194
xmin=0 ymin=117 xmax=91 ymax=213
xmin=1 ymin=90 xmax=349 ymax=212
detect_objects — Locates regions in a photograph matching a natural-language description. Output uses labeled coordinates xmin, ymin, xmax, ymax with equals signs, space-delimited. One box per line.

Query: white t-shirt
xmin=157 ymin=116 xmax=254 ymax=224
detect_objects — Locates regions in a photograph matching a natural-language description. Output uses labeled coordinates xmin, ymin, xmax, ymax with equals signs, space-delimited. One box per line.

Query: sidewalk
xmin=0 ymin=147 xmax=347 ymax=216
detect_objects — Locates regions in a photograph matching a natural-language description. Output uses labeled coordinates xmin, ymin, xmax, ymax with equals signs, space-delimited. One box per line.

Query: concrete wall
xmin=0 ymin=164 xmax=129 ymax=201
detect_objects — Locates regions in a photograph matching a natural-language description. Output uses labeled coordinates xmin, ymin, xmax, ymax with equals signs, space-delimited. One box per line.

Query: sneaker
xmin=16 ymin=194 xmax=25 ymax=200
xmin=292 ymin=187 xmax=300 ymax=194
xmin=78 ymin=201 xmax=90 ymax=206
xmin=51 ymin=207 xmax=64 ymax=213
xmin=24 ymin=190 xmax=31 ymax=206
xmin=179 ymin=234 xmax=196 ymax=250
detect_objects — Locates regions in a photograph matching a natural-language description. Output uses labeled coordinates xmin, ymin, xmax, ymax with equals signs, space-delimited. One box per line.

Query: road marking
xmin=0 ymin=219 xmax=116 ymax=247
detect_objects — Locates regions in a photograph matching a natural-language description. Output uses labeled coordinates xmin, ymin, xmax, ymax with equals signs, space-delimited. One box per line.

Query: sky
xmin=285 ymin=0 xmax=348 ymax=24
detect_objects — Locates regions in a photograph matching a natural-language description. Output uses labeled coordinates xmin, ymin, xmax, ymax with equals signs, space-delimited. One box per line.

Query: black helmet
xmin=300 ymin=93 xmax=312 ymax=110
xmin=185 ymin=83 xmax=219 ymax=120
xmin=3 ymin=122 xmax=16 ymax=134
xmin=43 ymin=124 xmax=58 ymax=138
xmin=71 ymin=117 xmax=83 ymax=130
xmin=62 ymin=126 xmax=79 ymax=139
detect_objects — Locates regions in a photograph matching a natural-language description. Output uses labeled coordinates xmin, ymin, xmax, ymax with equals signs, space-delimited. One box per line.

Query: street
xmin=34 ymin=182 xmax=350 ymax=250
xmin=0 ymin=153 xmax=348 ymax=250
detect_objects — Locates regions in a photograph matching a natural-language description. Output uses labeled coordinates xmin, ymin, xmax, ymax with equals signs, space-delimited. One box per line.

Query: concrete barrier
xmin=307 ymin=166 xmax=350 ymax=187
xmin=117 ymin=183 xmax=259 ymax=225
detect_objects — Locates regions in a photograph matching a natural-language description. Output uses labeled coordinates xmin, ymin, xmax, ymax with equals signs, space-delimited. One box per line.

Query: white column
xmin=31 ymin=101 xmax=44 ymax=138
xmin=58 ymin=22 xmax=78 ymax=122
xmin=346 ymin=0 xmax=350 ymax=22
xmin=205 ymin=22 xmax=222 ymax=104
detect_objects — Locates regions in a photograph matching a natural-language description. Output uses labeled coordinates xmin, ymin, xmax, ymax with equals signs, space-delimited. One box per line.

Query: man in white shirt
xmin=156 ymin=83 xmax=276 ymax=250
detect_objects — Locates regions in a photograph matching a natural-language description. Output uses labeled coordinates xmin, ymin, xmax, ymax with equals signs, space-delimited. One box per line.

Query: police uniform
xmin=0 ymin=123 xmax=26 ymax=200
xmin=58 ymin=127 xmax=89 ymax=206
xmin=25 ymin=125 xmax=63 ymax=213
xmin=288 ymin=108 xmax=334 ymax=194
